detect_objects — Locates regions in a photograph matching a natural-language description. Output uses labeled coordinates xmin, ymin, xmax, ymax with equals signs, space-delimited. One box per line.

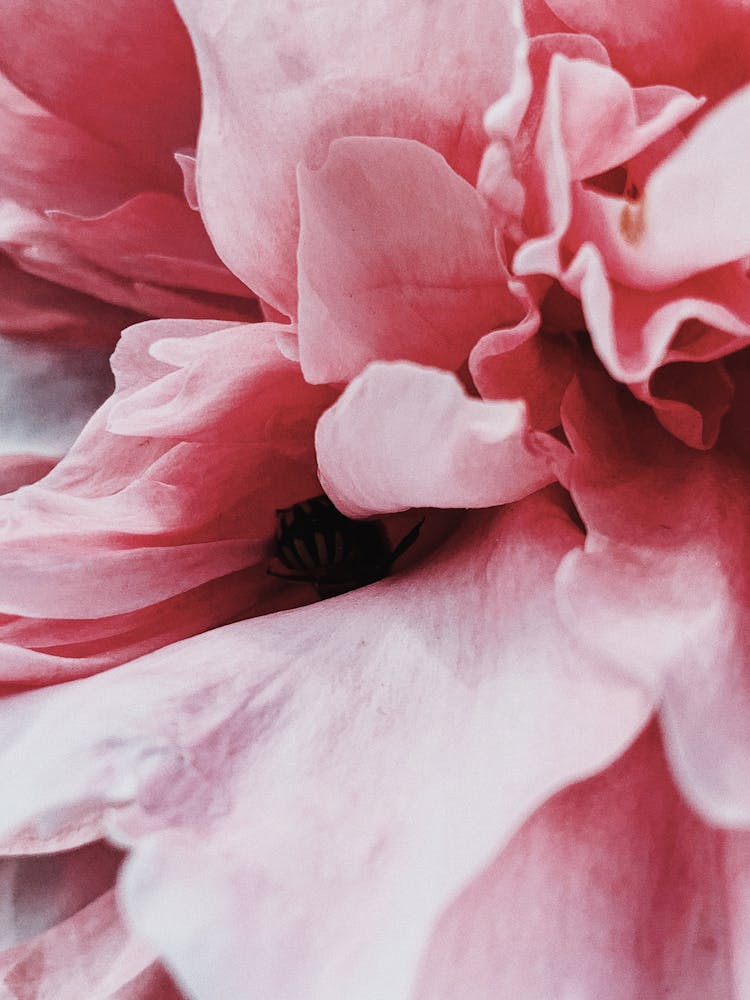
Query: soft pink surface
xmin=316 ymin=361 xmax=566 ymax=516
xmin=4 ymin=0 xmax=750 ymax=994
xmin=0 ymin=494 xmax=649 ymax=997
xmin=415 ymin=724 xmax=748 ymax=999
xmin=557 ymin=370 xmax=750 ymax=825
xmin=173 ymin=0 xmax=524 ymax=316
xmin=297 ymin=136 xmax=521 ymax=383
xmin=0 ymin=319 xmax=332 ymax=682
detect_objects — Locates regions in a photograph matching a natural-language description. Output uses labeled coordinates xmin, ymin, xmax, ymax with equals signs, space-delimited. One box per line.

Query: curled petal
xmin=315 ymin=361 xmax=567 ymax=516
xmin=570 ymin=85 xmax=750 ymax=290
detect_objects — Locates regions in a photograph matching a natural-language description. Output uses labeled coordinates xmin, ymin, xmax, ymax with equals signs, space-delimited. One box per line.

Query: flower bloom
xmin=2 ymin=0 xmax=750 ymax=998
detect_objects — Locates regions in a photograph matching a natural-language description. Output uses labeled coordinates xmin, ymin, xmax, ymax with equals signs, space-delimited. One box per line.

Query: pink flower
xmin=2 ymin=1 xmax=750 ymax=998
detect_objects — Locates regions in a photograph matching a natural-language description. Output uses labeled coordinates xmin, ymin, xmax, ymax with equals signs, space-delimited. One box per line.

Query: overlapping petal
xmin=0 ymin=0 xmax=200 ymax=186
xmin=415 ymin=724 xmax=746 ymax=999
xmin=0 ymin=320 xmax=334 ymax=683
xmin=174 ymin=0 xmax=526 ymax=314
xmin=316 ymin=361 xmax=567 ymax=516
xmin=297 ymin=136 xmax=522 ymax=384
xmin=556 ymin=370 xmax=750 ymax=825
xmin=530 ymin=0 xmax=750 ymax=102
xmin=0 ymin=492 xmax=649 ymax=998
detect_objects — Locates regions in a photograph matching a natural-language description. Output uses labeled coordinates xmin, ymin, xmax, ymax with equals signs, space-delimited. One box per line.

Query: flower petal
xmin=415 ymin=724 xmax=741 ymax=1000
xmin=0 ymin=0 xmax=200 ymax=187
xmin=571 ymin=84 xmax=750 ymax=290
xmin=297 ymin=136 xmax=521 ymax=383
xmin=0 ymin=887 xmax=181 ymax=1000
xmin=557 ymin=371 xmax=750 ymax=825
xmin=0 ymin=493 xmax=649 ymax=996
xmin=0 ymin=320 xmax=329 ymax=681
xmin=173 ymin=0 xmax=525 ymax=313
xmin=538 ymin=0 xmax=750 ymax=102
xmin=315 ymin=361 xmax=566 ymax=516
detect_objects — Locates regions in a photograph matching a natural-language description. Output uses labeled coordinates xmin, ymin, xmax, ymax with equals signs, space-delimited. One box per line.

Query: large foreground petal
xmin=415 ymin=724 xmax=746 ymax=999
xmin=0 ymin=493 xmax=649 ymax=997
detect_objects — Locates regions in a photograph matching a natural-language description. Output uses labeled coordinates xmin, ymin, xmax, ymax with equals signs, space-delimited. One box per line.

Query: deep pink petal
xmin=316 ymin=361 xmax=567 ymax=516
xmin=0 ymin=0 xmax=200 ymax=188
xmin=0 ymin=493 xmax=649 ymax=997
xmin=630 ymin=359 xmax=735 ymax=450
xmin=415 ymin=724 xmax=742 ymax=1000
xmin=563 ymin=245 xmax=750 ymax=383
xmin=174 ymin=0 xmax=525 ymax=314
xmin=557 ymin=371 xmax=750 ymax=825
xmin=297 ymin=137 xmax=521 ymax=383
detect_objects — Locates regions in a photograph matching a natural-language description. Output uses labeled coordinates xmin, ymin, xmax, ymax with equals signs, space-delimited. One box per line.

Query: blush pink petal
xmin=569 ymin=85 xmax=750 ymax=290
xmin=0 ymin=255 xmax=138 ymax=350
xmin=297 ymin=137 xmax=521 ymax=383
xmin=0 ymin=888 xmax=181 ymax=1000
xmin=507 ymin=54 xmax=700 ymax=281
xmin=415 ymin=724 xmax=743 ymax=1000
xmin=173 ymin=0 xmax=525 ymax=314
xmin=1 ymin=201 xmax=256 ymax=325
xmin=316 ymin=361 xmax=567 ymax=517
xmin=0 ymin=494 xmax=649 ymax=997
xmin=535 ymin=0 xmax=750 ymax=102
xmin=562 ymin=245 xmax=750 ymax=383
xmin=48 ymin=193 xmax=251 ymax=300
xmin=0 ymin=320 xmax=330 ymax=681
xmin=556 ymin=371 xmax=750 ymax=825
xmin=0 ymin=0 xmax=200 ymax=190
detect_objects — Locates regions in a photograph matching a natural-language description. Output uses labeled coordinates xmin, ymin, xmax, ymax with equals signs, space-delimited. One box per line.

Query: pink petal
xmin=0 ymin=888 xmax=181 ymax=1000
xmin=173 ymin=0 xmax=524 ymax=314
xmin=570 ymin=85 xmax=750 ymax=290
xmin=0 ymin=493 xmax=650 ymax=996
xmin=468 ymin=282 xmax=579 ymax=430
xmin=556 ymin=371 xmax=750 ymax=825
xmin=563 ymin=244 xmax=750 ymax=383
xmin=316 ymin=361 xmax=567 ymax=516
xmin=415 ymin=724 xmax=742 ymax=1000
xmin=0 ymin=320 xmax=329 ymax=681
xmin=297 ymin=137 xmax=521 ymax=383
xmin=0 ymin=73 xmax=148 ymax=217
xmin=0 ymin=0 xmax=200 ymax=189
xmin=537 ymin=0 xmax=750 ymax=103
xmin=0 ymin=255 xmax=137 ymax=350
xmin=630 ymin=359 xmax=735 ymax=450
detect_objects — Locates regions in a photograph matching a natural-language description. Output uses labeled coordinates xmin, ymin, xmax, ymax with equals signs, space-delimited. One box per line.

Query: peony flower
xmin=2 ymin=0 xmax=750 ymax=997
